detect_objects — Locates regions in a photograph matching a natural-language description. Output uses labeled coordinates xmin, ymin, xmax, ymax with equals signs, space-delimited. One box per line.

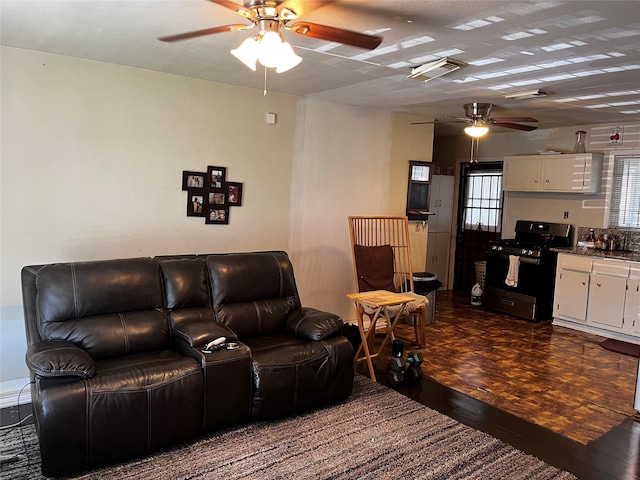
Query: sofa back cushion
xmin=206 ymin=252 xmax=301 ymax=338
xmin=36 ymin=258 xmax=169 ymax=359
xmin=159 ymin=258 xmax=209 ymax=310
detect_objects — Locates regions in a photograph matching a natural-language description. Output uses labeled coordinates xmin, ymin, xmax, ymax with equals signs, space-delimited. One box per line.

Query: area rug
xmin=0 ymin=375 xmax=576 ymax=480
xmin=599 ymin=338 xmax=640 ymax=357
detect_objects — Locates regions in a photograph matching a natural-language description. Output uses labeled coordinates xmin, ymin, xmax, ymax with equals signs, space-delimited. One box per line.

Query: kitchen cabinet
xmin=429 ymin=175 xmax=454 ymax=233
xmin=625 ymin=266 xmax=640 ymax=336
xmin=553 ymin=253 xmax=640 ymax=342
xmin=426 ymin=231 xmax=450 ymax=285
xmin=554 ymin=254 xmax=591 ymax=323
xmin=426 ymin=175 xmax=454 ymax=287
xmin=503 ymin=153 xmax=603 ymax=193
xmin=586 ymin=260 xmax=629 ymax=332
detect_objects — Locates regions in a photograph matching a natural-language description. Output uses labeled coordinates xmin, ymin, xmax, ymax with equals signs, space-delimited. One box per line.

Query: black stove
xmin=484 ymin=221 xmax=572 ymax=321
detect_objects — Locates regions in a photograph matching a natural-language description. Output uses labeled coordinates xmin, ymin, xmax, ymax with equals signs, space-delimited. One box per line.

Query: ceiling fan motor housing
xmin=464 ymin=103 xmax=492 ymax=119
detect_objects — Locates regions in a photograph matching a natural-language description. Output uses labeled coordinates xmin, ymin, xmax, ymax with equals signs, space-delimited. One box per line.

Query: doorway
xmin=453 ymin=161 xmax=503 ymax=292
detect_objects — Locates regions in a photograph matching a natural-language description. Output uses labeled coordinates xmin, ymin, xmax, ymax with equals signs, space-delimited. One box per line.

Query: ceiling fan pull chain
xmin=264 ymin=66 xmax=268 ymax=96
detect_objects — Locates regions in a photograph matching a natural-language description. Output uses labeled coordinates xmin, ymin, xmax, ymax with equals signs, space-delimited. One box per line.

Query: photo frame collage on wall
xmin=182 ymin=166 xmax=243 ymax=225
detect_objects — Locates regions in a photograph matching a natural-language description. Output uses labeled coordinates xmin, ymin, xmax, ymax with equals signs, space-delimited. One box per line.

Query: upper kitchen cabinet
xmin=503 ymin=153 xmax=603 ymax=193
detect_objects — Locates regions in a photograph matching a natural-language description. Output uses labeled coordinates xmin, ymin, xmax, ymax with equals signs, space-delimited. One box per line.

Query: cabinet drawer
xmin=559 ymin=254 xmax=592 ymax=272
xmin=592 ymin=260 xmax=629 ymax=277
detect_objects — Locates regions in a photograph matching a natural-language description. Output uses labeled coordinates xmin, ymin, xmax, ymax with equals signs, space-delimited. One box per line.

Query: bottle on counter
xmin=608 ymin=235 xmax=617 ymax=251
xmin=586 ymin=229 xmax=596 ymax=244
xmin=595 ymin=234 xmax=604 ymax=249
xmin=602 ymin=234 xmax=609 ymax=250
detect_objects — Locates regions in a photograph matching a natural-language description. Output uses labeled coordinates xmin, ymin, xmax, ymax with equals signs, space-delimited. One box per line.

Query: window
xmin=609 ymin=154 xmax=640 ymax=229
xmin=463 ymin=166 xmax=503 ymax=232
xmin=405 ymin=161 xmax=432 ymax=220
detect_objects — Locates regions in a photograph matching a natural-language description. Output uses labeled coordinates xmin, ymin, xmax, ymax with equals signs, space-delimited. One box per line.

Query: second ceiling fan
xmin=413 ymin=103 xmax=539 ymax=137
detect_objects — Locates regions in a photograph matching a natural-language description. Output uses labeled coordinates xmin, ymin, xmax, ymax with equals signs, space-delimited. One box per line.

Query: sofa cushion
xmin=36 ymin=258 xmax=169 ymax=358
xmin=207 ymin=252 xmax=301 ymax=338
xmin=353 ymin=244 xmax=396 ymax=292
xmin=159 ymin=258 xmax=209 ymax=309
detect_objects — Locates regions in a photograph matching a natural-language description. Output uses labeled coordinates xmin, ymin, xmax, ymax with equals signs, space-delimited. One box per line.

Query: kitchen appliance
xmin=484 ymin=220 xmax=572 ymax=321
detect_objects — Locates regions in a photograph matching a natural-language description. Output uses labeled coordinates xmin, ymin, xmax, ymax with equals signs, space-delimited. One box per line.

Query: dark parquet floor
xmin=356 ymin=290 xmax=640 ymax=479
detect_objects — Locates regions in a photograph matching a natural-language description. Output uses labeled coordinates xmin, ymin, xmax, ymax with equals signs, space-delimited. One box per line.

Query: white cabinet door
xmin=426 ymin=231 xmax=450 ymax=287
xmin=625 ymin=268 xmax=640 ymax=336
xmin=542 ymin=157 xmax=585 ymax=192
xmin=587 ymin=260 xmax=629 ymax=332
xmin=554 ymin=269 xmax=590 ymax=322
xmin=429 ymin=175 xmax=454 ymax=232
xmin=587 ymin=273 xmax=627 ymax=331
xmin=503 ymin=156 xmax=542 ymax=191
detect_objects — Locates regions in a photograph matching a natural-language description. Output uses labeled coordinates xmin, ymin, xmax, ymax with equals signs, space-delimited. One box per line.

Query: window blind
xmin=609 ymin=154 xmax=640 ymax=229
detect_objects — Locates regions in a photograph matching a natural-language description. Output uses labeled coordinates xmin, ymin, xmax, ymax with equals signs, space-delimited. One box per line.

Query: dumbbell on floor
xmin=404 ymin=351 xmax=424 ymax=384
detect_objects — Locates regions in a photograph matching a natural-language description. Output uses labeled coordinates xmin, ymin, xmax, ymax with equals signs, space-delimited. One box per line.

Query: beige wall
xmin=0 ymin=46 xmax=432 ymax=384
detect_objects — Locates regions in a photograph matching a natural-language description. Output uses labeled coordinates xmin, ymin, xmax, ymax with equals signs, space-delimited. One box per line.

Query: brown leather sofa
xmin=21 ymin=251 xmax=354 ymax=477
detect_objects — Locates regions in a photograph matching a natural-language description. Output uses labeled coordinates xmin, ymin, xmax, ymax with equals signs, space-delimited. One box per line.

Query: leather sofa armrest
xmin=285 ymin=307 xmax=344 ymax=341
xmin=173 ymin=321 xmax=238 ymax=348
xmin=26 ymin=342 xmax=95 ymax=379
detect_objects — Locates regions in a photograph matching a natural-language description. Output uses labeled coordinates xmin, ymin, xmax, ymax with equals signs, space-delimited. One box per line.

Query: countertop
xmin=551 ymin=246 xmax=640 ymax=262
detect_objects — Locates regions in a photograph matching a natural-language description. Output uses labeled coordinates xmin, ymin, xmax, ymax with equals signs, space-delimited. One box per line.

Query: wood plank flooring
xmin=357 ymin=290 xmax=640 ymax=480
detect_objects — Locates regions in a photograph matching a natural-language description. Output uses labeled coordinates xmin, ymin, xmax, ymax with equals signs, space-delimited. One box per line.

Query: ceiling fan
xmin=412 ymin=103 xmax=539 ymax=137
xmin=159 ymin=0 xmax=383 ymax=72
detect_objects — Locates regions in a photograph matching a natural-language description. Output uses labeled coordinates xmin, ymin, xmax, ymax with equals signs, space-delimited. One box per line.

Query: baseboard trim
xmin=553 ymin=318 xmax=640 ymax=345
xmin=0 ymin=378 xmax=32 ymax=409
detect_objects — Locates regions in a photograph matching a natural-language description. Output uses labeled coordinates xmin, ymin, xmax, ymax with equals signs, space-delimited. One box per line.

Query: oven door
xmin=484 ymin=250 xmax=543 ymax=320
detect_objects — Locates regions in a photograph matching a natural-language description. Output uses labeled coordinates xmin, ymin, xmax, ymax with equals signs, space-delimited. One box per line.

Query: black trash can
xmin=413 ymin=272 xmax=442 ymax=325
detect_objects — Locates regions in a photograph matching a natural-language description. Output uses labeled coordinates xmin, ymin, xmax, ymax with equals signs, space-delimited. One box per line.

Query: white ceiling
xmin=2 ymin=0 xmax=639 ymax=135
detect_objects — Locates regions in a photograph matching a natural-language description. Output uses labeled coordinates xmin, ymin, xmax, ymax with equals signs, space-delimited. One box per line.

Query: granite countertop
xmin=551 ymin=246 xmax=640 ymax=262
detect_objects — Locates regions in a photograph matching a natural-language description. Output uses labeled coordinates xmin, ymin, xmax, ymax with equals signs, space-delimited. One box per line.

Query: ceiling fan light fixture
xmin=464 ymin=123 xmax=490 ymax=137
xmin=231 ymin=37 xmax=259 ymax=71
xmin=275 ymin=41 xmax=302 ymax=73
xmin=231 ymin=30 xmax=302 ymax=73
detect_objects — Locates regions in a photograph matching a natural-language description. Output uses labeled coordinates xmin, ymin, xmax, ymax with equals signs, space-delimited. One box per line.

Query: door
xmin=503 ymin=156 xmax=542 ymax=191
xmin=453 ymin=162 xmax=503 ymax=292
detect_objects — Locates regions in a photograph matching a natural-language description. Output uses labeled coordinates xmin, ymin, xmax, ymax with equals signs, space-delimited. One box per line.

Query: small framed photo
xmin=182 ymin=171 xmax=205 ymax=191
xmin=205 ymin=208 xmax=229 ymax=225
xmin=227 ymin=182 xmax=243 ymax=206
xmin=207 ymin=166 xmax=227 ymax=190
xmin=208 ymin=192 xmax=226 ymax=206
xmin=187 ymin=192 xmax=205 ymax=217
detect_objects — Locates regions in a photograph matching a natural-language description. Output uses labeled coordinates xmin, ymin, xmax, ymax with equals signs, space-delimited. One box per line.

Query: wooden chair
xmin=348 ymin=216 xmax=427 ymax=349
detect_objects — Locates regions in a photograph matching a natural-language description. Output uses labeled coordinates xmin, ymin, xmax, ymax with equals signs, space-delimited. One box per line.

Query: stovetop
xmin=488 ymin=221 xmax=573 ymax=257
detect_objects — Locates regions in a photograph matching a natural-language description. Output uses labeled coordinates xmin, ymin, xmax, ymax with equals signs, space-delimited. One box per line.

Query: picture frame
xmin=207 ymin=166 xmax=227 ymax=190
xmin=208 ymin=192 xmax=226 ymax=206
xmin=182 ymin=171 xmax=205 ymax=191
xmin=205 ymin=207 xmax=229 ymax=225
xmin=187 ymin=192 xmax=205 ymax=217
xmin=226 ymin=182 xmax=243 ymax=206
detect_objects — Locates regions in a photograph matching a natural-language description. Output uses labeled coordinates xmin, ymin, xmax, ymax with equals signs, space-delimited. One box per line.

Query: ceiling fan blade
xmin=158 ymin=24 xmax=251 ymax=42
xmin=278 ymin=0 xmax=333 ymax=18
xmin=411 ymin=119 xmax=468 ymax=125
xmin=288 ymin=21 xmax=382 ymax=50
xmin=491 ymin=116 xmax=538 ymax=123
xmin=493 ymin=122 xmax=538 ymax=131
xmin=208 ymin=0 xmax=257 ymax=20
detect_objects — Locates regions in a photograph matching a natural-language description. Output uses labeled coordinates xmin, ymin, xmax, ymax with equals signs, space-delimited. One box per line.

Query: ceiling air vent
xmin=408 ymin=57 xmax=465 ymax=82
xmin=504 ymin=89 xmax=550 ymax=100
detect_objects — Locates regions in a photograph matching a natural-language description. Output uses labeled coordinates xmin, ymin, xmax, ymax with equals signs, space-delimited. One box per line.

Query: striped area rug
xmin=1 ymin=375 xmax=576 ymax=480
